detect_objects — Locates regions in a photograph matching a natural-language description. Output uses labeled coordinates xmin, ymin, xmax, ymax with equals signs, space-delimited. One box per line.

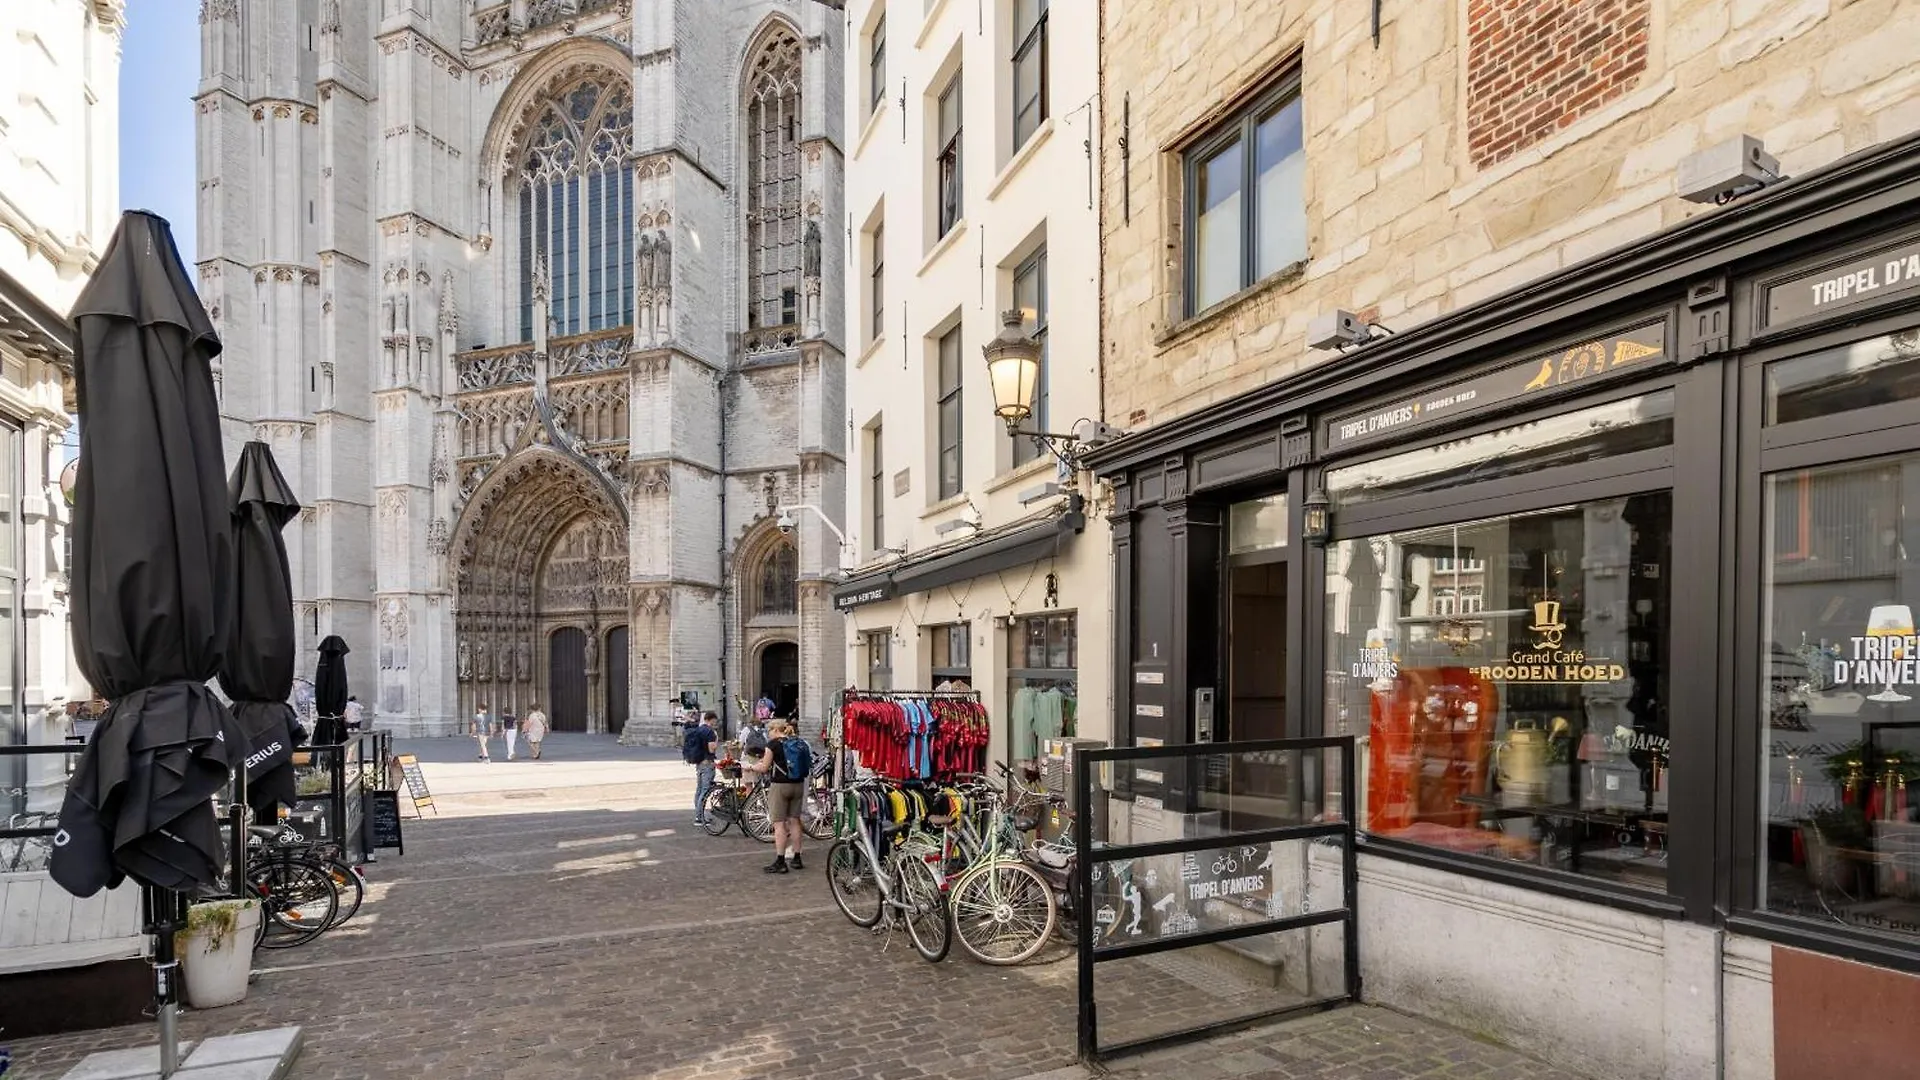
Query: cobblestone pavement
xmin=9 ymin=741 xmax=1588 ymax=1080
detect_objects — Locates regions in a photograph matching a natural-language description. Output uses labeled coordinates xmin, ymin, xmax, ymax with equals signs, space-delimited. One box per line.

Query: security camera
xmin=776 ymin=511 xmax=796 ymax=535
xmin=1678 ymin=135 xmax=1781 ymax=205
xmin=1308 ymin=310 xmax=1372 ymax=351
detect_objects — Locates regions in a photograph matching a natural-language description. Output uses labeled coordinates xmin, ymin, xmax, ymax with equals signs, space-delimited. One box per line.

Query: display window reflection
xmin=1324 ymin=494 xmax=1673 ymax=888
xmin=1762 ymin=452 xmax=1920 ymax=941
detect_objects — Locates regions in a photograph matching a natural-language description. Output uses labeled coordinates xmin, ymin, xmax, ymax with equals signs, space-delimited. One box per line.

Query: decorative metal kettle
xmin=1496 ymin=718 xmax=1551 ymax=791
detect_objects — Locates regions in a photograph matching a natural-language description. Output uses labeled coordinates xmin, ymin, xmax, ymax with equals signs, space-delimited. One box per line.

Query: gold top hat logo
xmin=1530 ymin=600 xmax=1566 ymax=648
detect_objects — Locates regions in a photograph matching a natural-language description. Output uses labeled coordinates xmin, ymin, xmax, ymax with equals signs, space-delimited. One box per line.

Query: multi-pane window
xmin=1008 ymin=612 xmax=1078 ymax=765
xmin=746 ymin=31 xmax=804 ymax=331
xmin=936 ymin=74 xmax=964 ymax=238
xmin=1011 ymin=0 xmax=1049 ymax=150
xmin=865 ymin=630 xmax=893 ymax=691
xmin=1011 ymin=247 xmax=1048 ymax=467
xmin=869 ymin=16 xmax=887 ymax=114
xmin=517 ymin=78 xmax=636 ymax=340
xmin=1185 ymin=74 xmax=1306 ymax=315
xmin=870 ymin=223 xmax=886 ymax=342
xmin=757 ymin=542 xmax=798 ymax=616
xmin=937 ymin=327 xmax=964 ymax=499
xmin=869 ymin=423 xmax=885 ymax=556
xmin=932 ymin=623 xmax=972 ymax=685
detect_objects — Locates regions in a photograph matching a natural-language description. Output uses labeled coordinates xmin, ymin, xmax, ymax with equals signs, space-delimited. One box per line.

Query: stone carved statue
xmin=650 ymin=231 xmax=672 ymax=345
xmin=803 ymin=219 xmax=821 ymax=277
xmin=584 ymin=631 xmax=598 ymax=673
xmin=397 ymin=289 xmax=410 ymax=332
xmin=498 ymin=640 xmax=514 ymax=682
xmin=382 ymin=295 xmax=396 ymax=335
xmin=458 ymin=638 xmax=472 ymax=680
xmin=476 ymin=637 xmax=492 ymax=680
xmin=516 ymin=641 xmax=532 ymax=681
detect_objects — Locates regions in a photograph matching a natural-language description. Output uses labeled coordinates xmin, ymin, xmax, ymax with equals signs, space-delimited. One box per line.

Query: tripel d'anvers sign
xmin=1766 ymin=236 xmax=1920 ymax=327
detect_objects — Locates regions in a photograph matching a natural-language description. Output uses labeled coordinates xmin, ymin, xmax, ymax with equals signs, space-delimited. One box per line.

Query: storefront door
xmin=1229 ymin=563 xmax=1287 ymax=741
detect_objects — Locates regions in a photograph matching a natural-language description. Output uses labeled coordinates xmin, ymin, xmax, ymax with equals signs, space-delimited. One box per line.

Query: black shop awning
xmin=833 ymin=498 xmax=1085 ymax=612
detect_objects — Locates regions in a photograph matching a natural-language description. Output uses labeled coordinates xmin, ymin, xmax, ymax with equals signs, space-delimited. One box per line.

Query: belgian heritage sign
xmin=1325 ymin=321 xmax=1668 ymax=453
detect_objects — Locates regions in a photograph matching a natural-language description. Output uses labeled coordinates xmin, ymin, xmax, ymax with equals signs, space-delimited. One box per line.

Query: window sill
xmin=857 ymin=334 xmax=887 ymax=369
xmin=1356 ymin=834 xmax=1685 ymax=921
xmin=1153 ymin=258 xmax=1310 ymax=351
xmin=915 ymin=0 xmax=956 ymax=49
xmin=987 ymin=119 xmax=1056 ymax=202
xmin=855 ymin=100 xmax=889 ymax=160
xmin=918 ymin=219 xmax=969 ymax=279
xmin=1723 ymin=911 xmax=1920 ymax=978
xmin=918 ymin=491 xmax=973 ymax=521
xmin=983 ymin=454 xmax=1057 ymax=496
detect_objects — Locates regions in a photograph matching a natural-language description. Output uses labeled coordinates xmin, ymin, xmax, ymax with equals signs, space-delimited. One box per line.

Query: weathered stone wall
xmin=1102 ymin=0 xmax=1920 ymax=432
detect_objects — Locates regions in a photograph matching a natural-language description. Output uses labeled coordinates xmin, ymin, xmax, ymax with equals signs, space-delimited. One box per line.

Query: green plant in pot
xmin=177 ymin=898 xmax=258 ymax=954
xmin=296 ymin=767 xmax=333 ymax=796
xmin=175 ymin=898 xmax=261 ymax=1009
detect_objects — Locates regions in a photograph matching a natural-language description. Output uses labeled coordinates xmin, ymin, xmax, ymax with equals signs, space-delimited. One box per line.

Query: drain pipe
xmin=717 ymin=368 xmax=731 ymax=740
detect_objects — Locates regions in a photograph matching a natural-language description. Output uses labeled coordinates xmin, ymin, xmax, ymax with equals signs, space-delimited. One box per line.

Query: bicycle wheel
xmin=742 ymin=787 xmax=774 ymax=843
xmin=250 ymin=856 xmax=338 ymax=949
xmin=950 ymin=859 xmax=1056 ymax=965
xmin=801 ymin=788 xmax=836 ymax=841
xmin=827 ymin=839 xmax=883 ymax=928
xmin=897 ymin=854 xmax=952 ymax=963
xmin=702 ymin=788 xmax=733 ymax=836
xmin=323 ymin=858 xmax=366 ymax=927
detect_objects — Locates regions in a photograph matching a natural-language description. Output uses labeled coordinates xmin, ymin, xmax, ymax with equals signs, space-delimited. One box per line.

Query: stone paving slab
xmin=10 ymin=753 xmax=1590 ymax=1080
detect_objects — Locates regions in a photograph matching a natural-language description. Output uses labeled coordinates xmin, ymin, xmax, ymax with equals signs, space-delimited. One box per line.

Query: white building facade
xmin=197 ymin=0 xmax=847 ymax=740
xmin=834 ymin=0 xmax=1110 ymax=770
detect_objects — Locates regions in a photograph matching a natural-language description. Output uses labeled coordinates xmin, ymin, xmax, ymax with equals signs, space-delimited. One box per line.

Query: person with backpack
xmin=683 ymin=710 xmax=719 ymax=825
xmin=752 ymin=719 xmax=813 ymax=873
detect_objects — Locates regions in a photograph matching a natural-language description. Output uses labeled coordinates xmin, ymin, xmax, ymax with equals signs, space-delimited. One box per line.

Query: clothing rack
xmin=838 ymin=689 xmax=989 ymax=783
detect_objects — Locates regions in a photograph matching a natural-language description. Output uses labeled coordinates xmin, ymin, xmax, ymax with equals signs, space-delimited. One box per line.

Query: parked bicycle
xmin=701 ymin=756 xmax=773 ymax=842
xmin=825 ymin=778 xmax=952 ymax=962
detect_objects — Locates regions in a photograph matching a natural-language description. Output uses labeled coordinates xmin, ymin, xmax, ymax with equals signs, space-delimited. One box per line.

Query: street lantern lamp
xmin=1303 ymin=487 xmax=1331 ymax=546
xmin=981 ymin=310 xmax=1121 ymax=470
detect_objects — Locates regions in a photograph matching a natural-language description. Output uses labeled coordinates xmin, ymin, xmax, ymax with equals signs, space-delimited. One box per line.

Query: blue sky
xmin=119 ymin=5 xmax=199 ymax=245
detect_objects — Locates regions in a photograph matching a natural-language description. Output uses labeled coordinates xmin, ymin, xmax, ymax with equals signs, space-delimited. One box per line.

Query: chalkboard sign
xmin=394 ymin=753 xmax=436 ymax=816
xmin=363 ymin=790 xmax=404 ymax=855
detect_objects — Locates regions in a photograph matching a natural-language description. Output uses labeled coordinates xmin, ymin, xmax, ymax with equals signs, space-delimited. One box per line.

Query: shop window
xmin=1183 ymin=72 xmax=1305 ymax=316
xmin=1327 ymin=390 xmax=1675 ymax=513
xmin=1228 ymin=493 xmax=1289 ymax=556
xmin=865 ymin=630 xmax=892 ymax=691
xmin=1009 ymin=612 xmax=1076 ymax=766
xmin=931 ymin=623 xmax=971 ymax=688
xmin=1760 ymin=452 xmax=1920 ymax=944
xmin=1764 ymin=329 xmax=1920 ymax=426
xmin=1010 ymin=246 xmax=1048 ymax=467
xmin=1324 ymin=494 xmax=1674 ymax=890
xmin=1011 ymin=0 xmax=1048 ymax=150
xmin=936 ymin=73 xmax=964 ymax=238
xmin=937 ymin=326 xmax=964 ymax=499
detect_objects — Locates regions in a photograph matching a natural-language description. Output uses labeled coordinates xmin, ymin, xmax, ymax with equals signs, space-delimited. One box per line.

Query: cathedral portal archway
xmin=452 ymin=448 xmax=628 ymax=732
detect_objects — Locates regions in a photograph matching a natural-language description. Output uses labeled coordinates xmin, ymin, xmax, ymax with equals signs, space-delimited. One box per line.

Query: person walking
xmin=682 ymin=711 xmax=719 ymax=825
xmin=522 ymin=703 xmax=548 ymax=760
xmin=473 ymin=702 xmax=493 ymax=762
xmin=502 ymin=709 xmax=520 ymax=761
xmin=344 ymin=695 xmax=365 ymax=732
xmin=752 ymin=719 xmax=812 ymax=873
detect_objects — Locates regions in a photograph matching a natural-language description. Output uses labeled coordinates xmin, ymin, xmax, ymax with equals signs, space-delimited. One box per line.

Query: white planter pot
xmin=178 ymin=903 xmax=261 ymax=1009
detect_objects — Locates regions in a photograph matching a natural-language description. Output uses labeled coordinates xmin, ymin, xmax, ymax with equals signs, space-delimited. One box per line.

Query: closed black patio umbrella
xmin=51 ymin=210 xmax=246 ymax=1075
xmin=314 ymin=635 xmax=351 ymax=745
xmin=219 ymin=441 xmax=302 ymax=818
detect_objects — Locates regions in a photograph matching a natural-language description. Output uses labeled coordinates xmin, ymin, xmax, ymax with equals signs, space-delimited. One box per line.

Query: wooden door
xmin=549 ymin=627 xmax=588 ymax=732
xmin=605 ymin=626 xmax=629 ymax=735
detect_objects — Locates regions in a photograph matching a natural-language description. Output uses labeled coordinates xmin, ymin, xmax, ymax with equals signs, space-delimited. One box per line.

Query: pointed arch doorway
xmin=759 ymin=641 xmax=798 ymax=720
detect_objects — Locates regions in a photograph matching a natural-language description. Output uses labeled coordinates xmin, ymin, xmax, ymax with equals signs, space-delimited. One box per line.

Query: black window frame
xmin=1011 ymin=0 xmax=1049 ymax=151
xmin=937 ymin=326 xmax=964 ymax=499
xmin=1011 ymin=246 xmax=1048 ymax=467
xmin=871 ymin=222 xmax=886 ymax=343
xmin=869 ymin=14 xmax=887 ymax=115
xmin=936 ymin=74 xmax=964 ymax=239
xmin=869 ymin=422 xmax=886 ymax=556
xmin=1181 ymin=71 xmax=1306 ymax=319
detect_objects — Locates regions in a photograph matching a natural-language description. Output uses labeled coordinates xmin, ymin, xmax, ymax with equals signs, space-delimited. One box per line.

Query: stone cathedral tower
xmin=195 ymin=0 xmax=846 ymax=741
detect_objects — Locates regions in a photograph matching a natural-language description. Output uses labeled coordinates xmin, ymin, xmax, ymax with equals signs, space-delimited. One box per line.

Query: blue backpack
xmin=681 ymin=724 xmax=710 ymax=765
xmin=779 ymin=737 xmax=814 ymax=783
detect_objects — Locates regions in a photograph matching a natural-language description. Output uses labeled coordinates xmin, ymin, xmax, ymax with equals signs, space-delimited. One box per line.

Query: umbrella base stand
xmin=56 ymin=1025 xmax=305 ymax=1080
xmin=141 ymin=885 xmax=187 ymax=1077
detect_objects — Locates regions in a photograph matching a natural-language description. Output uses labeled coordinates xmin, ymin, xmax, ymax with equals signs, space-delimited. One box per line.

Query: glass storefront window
xmin=931 ymin=622 xmax=971 ymax=688
xmin=1228 ymin=493 xmax=1288 ymax=555
xmin=864 ymin=630 xmax=891 ymax=691
xmin=1764 ymin=329 xmax=1920 ymax=425
xmin=1326 ymin=391 xmax=1674 ymax=510
xmin=1324 ymin=493 xmax=1673 ymax=889
xmin=1009 ymin=612 xmax=1076 ymax=766
xmin=1761 ymin=453 xmax=1920 ymax=942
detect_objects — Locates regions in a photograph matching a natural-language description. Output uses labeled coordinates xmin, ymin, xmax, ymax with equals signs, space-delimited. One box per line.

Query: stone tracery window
xmin=745 ymin=30 xmax=803 ymax=332
xmin=758 ymin=541 xmax=798 ymax=616
xmin=517 ymin=75 xmax=635 ymax=341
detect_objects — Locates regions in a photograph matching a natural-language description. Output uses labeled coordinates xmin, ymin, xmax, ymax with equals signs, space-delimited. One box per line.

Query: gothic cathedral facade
xmin=195 ymin=0 xmax=846 ymax=741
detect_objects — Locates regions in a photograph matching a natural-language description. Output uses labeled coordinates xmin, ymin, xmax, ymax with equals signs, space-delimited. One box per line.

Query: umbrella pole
xmin=142 ymin=884 xmax=186 ymax=1077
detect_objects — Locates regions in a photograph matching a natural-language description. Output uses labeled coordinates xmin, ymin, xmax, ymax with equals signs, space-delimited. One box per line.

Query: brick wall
xmin=1466 ymin=0 xmax=1651 ymax=169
